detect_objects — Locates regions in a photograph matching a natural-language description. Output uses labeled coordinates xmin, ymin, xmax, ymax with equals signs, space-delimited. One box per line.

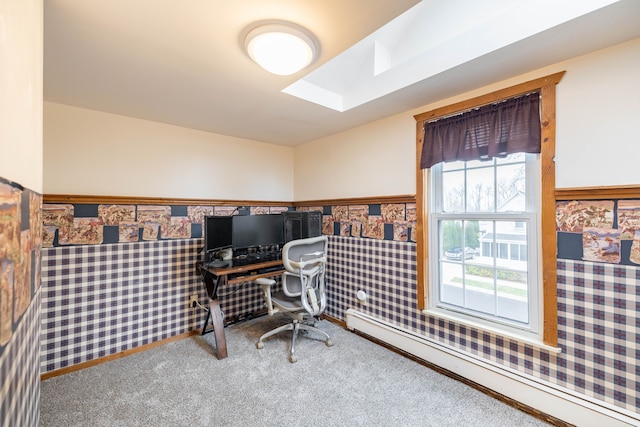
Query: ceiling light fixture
xmin=245 ymin=21 xmax=318 ymax=76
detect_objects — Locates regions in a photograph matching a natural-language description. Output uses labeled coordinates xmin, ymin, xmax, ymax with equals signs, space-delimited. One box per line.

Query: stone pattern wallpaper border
xmin=41 ymin=201 xmax=419 ymax=248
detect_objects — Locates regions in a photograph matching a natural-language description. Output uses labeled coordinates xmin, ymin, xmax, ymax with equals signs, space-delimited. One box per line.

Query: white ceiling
xmin=44 ymin=0 xmax=640 ymax=146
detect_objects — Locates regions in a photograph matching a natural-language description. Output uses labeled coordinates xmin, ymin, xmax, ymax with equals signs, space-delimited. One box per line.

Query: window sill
xmin=422 ymin=308 xmax=562 ymax=354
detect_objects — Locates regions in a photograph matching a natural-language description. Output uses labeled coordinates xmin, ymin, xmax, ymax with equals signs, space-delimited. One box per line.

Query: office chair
xmin=256 ymin=235 xmax=333 ymax=363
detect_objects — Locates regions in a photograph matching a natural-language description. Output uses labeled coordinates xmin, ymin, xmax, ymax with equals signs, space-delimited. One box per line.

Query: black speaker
xmin=283 ymin=211 xmax=322 ymax=242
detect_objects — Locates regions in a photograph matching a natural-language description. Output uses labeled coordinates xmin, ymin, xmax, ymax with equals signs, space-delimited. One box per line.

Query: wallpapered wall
xmin=39 ymin=200 xmax=416 ymax=373
xmin=37 ymin=198 xmax=639 ymax=419
xmin=0 ymin=178 xmax=42 ymax=426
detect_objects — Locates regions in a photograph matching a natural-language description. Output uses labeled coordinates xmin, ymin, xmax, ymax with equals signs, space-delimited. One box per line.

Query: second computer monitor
xmin=232 ymin=214 xmax=284 ymax=249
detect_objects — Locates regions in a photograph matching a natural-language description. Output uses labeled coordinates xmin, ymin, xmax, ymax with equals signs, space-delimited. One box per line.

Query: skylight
xmin=283 ymin=0 xmax=621 ymax=111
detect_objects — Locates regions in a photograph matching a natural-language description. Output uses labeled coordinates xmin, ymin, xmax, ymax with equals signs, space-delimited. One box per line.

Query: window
xmin=429 ymin=153 xmax=540 ymax=335
xmin=414 ymin=72 xmax=565 ymax=347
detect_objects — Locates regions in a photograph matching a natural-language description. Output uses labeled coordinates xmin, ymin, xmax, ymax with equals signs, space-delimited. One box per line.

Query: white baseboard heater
xmin=345 ymin=309 xmax=638 ymax=427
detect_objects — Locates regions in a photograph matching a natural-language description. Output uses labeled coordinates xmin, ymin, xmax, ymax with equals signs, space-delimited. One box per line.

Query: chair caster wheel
xmin=289 ymin=354 xmax=298 ymax=363
xmin=325 ymin=339 xmax=334 ymax=347
xmin=256 ymin=341 xmax=264 ymax=349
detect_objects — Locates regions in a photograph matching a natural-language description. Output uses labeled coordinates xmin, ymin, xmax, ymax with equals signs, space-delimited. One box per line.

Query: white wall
xmin=293 ymin=113 xmax=416 ymax=201
xmin=294 ymin=37 xmax=640 ymax=200
xmin=43 ymin=38 xmax=640 ymax=201
xmin=0 ymin=0 xmax=43 ymax=192
xmin=44 ymin=103 xmax=294 ymax=201
xmin=555 ymin=37 xmax=640 ymax=188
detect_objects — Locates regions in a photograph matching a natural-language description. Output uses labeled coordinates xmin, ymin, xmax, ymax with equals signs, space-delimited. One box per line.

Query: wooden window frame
xmin=414 ymin=71 xmax=565 ymax=346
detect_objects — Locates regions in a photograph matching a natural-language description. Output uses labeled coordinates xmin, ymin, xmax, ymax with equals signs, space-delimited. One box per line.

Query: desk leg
xmin=209 ymin=299 xmax=228 ymax=359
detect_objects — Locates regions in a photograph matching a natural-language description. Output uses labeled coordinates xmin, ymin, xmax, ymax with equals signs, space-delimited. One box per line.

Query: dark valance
xmin=420 ymin=92 xmax=541 ymax=169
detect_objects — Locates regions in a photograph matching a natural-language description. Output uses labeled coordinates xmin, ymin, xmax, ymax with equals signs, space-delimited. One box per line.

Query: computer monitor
xmin=232 ymin=214 xmax=284 ymax=250
xmin=203 ymin=216 xmax=233 ymax=256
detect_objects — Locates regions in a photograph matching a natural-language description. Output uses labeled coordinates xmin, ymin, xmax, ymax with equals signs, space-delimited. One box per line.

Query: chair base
xmin=256 ymin=318 xmax=333 ymax=363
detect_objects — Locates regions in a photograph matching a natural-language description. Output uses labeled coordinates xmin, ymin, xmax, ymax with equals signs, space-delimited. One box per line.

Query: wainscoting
xmin=0 ymin=290 xmax=41 ymax=426
xmin=40 ymin=238 xmax=267 ymax=374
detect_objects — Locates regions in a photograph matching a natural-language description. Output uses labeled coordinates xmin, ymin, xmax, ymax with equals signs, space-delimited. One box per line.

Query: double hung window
xmin=429 ymin=153 xmax=540 ymax=337
xmin=414 ymin=73 xmax=564 ymax=347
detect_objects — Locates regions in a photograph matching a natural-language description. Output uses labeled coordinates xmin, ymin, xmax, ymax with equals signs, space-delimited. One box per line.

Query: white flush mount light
xmin=245 ymin=22 xmax=318 ymax=76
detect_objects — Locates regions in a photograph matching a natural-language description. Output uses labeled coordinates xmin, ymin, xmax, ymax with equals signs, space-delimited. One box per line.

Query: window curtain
xmin=420 ymin=92 xmax=541 ymax=169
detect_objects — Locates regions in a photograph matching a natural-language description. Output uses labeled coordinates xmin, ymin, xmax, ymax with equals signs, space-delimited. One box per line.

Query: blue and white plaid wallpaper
xmin=557 ymin=260 xmax=639 ymax=410
xmin=41 ymin=239 xmax=202 ymax=372
xmin=0 ymin=289 xmax=40 ymax=427
xmin=40 ymin=238 xmax=269 ymax=373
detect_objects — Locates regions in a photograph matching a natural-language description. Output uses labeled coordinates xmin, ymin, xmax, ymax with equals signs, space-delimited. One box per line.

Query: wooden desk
xmin=196 ymin=259 xmax=283 ymax=359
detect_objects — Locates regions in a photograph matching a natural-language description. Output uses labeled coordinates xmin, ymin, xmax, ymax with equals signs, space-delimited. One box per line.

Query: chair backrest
xmin=281 ymin=235 xmax=328 ymax=316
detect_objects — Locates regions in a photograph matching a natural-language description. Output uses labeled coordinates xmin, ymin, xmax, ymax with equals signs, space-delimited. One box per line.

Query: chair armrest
xmin=256 ymin=278 xmax=277 ymax=315
xmin=286 ymin=253 xmax=326 ymax=271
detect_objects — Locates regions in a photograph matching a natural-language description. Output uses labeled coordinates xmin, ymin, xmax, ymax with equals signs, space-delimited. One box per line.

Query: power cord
xmin=193 ymin=299 xmax=208 ymax=310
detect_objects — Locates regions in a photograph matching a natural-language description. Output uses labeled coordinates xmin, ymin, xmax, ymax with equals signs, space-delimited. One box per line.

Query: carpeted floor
xmin=40 ymin=316 xmax=551 ymax=426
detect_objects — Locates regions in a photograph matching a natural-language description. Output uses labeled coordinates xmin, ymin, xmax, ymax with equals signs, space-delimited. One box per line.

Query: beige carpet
xmin=40 ymin=316 xmax=552 ymax=426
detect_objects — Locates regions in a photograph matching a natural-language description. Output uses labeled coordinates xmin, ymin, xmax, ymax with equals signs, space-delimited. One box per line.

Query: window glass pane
xmin=495 ymin=268 xmax=528 ymax=324
xmin=440 ymin=261 xmax=464 ymax=307
xmin=510 ymin=244 xmax=519 ymax=260
xmin=440 ymin=220 xmax=479 ymax=263
xmin=495 ymin=152 xmax=525 ymax=165
xmin=442 ymin=170 xmax=464 ymax=212
xmin=441 ymin=220 xmax=463 ymax=258
xmin=442 ymin=160 xmax=465 ymax=171
xmin=466 ymin=167 xmax=494 ymax=212
xmin=482 ymin=241 xmax=492 ymax=257
xmin=464 ymin=264 xmax=496 ymax=316
xmin=464 ymin=220 xmax=480 ymax=261
xmin=519 ymin=244 xmax=527 ymax=261
xmin=498 ymin=243 xmax=508 ymax=259
xmin=466 ymin=159 xmax=489 ymax=169
xmin=493 ymin=221 xmax=528 ymax=269
xmin=496 ymin=163 xmax=526 ymax=212
xmin=478 ymin=221 xmax=495 ymax=261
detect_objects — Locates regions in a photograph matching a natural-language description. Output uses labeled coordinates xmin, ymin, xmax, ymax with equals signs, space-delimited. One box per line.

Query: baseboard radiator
xmin=345 ymin=309 xmax=638 ymax=427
